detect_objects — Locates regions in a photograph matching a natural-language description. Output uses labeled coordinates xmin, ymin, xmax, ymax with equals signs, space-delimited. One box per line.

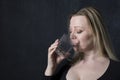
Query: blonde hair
xmin=69 ymin=7 xmax=118 ymax=62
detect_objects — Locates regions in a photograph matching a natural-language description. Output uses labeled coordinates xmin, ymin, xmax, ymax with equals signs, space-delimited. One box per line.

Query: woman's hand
xmin=45 ymin=39 xmax=66 ymax=76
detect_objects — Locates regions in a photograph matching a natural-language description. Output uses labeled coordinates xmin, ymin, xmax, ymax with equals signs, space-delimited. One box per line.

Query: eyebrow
xmin=69 ymin=26 xmax=84 ymax=30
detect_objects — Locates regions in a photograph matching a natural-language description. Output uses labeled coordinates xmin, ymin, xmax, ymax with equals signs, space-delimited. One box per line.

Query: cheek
xmin=78 ymin=33 xmax=93 ymax=47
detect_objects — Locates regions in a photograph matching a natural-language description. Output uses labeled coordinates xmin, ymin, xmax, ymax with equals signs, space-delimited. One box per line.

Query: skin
xmin=69 ymin=15 xmax=94 ymax=53
xmin=45 ymin=15 xmax=110 ymax=80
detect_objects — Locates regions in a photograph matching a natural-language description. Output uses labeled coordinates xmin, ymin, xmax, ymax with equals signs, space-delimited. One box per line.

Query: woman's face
xmin=69 ymin=16 xmax=94 ymax=52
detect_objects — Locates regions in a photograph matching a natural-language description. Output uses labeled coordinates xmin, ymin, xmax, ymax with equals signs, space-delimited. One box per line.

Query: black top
xmin=44 ymin=59 xmax=120 ymax=80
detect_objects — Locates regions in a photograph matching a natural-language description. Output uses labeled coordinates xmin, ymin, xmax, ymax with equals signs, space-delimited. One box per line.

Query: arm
xmin=44 ymin=39 xmax=65 ymax=76
xmin=44 ymin=59 xmax=71 ymax=80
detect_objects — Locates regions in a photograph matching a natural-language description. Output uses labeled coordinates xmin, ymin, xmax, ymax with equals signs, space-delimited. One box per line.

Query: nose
xmin=70 ymin=32 xmax=76 ymax=40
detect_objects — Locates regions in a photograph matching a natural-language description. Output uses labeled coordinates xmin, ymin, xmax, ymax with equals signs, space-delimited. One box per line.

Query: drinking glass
xmin=55 ymin=34 xmax=74 ymax=60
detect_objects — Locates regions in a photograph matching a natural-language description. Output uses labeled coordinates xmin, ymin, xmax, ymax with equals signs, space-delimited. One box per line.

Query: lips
xmin=71 ymin=40 xmax=79 ymax=46
xmin=72 ymin=44 xmax=79 ymax=52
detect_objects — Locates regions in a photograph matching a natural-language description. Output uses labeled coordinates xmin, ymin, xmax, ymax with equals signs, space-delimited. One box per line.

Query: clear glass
xmin=55 ymin=34 xmax=74 ymax=60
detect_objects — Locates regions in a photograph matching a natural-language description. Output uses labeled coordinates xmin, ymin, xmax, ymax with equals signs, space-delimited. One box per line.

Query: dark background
xmin=0 ymin=0 xmax=120 ymax=80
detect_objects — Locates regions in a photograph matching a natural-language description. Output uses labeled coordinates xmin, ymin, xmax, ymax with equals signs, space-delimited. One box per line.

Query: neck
xmin=82 ymin=48 xmax=106 ymax=63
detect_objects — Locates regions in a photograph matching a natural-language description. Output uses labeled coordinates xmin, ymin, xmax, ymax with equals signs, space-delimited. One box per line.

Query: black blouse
xmin=44 ymin=59 xmax=120 ymax=80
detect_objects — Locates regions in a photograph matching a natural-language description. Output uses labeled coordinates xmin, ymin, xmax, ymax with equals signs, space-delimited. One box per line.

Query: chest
xmin=66 ymin=63 xmax=109 ymax=80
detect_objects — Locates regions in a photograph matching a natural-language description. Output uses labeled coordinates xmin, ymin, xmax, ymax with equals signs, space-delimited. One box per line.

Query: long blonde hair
xmin=69 ymin=7 xmax=118 ymax=62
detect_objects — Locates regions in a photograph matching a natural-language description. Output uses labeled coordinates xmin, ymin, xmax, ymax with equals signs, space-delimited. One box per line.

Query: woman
xmin=44 ymin=7 xmax=120 ymax=80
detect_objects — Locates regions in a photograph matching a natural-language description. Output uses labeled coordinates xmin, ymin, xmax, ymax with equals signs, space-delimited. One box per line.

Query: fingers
xmin=48 ymin=39 xmax=59 ymax=55
xmin=56 ymin=52 xmax=71 ymax=64
xmin=59 ymin=52 xmax=70 ymax=59
xmin=50 ymin=39 xmax=59 ymax=48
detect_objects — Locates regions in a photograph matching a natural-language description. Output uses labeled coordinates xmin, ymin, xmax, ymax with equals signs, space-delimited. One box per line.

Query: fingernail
xmin=55 ymin=39 xmax=59 ymax=42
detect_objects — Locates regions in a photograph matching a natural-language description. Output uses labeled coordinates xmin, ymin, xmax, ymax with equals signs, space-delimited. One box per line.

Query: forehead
xmin=69 ymin=15 xmax=90 ymax=29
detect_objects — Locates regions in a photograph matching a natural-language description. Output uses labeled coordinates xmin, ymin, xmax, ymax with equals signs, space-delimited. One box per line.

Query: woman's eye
xmin=77 ymin=30 xmax=82 ymax=33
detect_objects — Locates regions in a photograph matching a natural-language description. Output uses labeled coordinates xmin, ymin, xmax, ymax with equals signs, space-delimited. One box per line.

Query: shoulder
xmin=110 ymin=59 xmax=120 ymax=68
xmin=109 ymin=59 xmax=120 ymax=71
xmin=109 ymin=59 xmax=120 ymax=79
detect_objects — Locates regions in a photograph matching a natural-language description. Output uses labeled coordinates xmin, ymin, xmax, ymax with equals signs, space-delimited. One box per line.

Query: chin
xmin=73 ymin=46 xmax=85 ymax=53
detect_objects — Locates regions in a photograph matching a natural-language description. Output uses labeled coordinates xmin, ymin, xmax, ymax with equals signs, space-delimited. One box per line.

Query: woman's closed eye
xmin=69 ymin=30 xmax=83 ymax=34
xmin=77 ymin=30 xmax=83 ymax=34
